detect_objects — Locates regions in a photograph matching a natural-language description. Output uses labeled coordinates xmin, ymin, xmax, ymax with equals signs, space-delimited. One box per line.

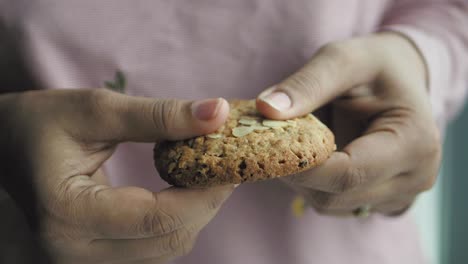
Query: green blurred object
xmin=104 ymin=70 xmax=126 ymax=93
xmin=440 ymin=104 xmax=468 ymax=264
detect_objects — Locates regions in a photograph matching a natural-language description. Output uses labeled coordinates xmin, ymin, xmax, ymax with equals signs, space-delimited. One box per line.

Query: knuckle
xmin=334 ymin=167 xmax=365 ymax=193
xmin=420 ymin=173 xmax=438 ymax=192
xmin=207 ymin=198 xmax=221 ymax=212
xmin=137 ymin=194 xmax=182 ymax=236
xmin=206 ymin=188 xmax=231 ymax=213
xmin=140 ymin=209 xmax=181 ymax=236
xmin=319 ymin=42 xmax=345 ymax=57
xmin=388 ymin=203 xmax=412 ymax=217
xmin=87 ymin=89 xmax=111 ymax=108
xmin=412 ymin=125 xmax=441 ymax=194
xmin=281 ymin=41 xmax=355 ymax=103
xmin=206 ymin=193 xmax=225 ymax=212
xmin=85 ymin=89 xmax=116 ymax=122
xmin=152 ymin=99 xmax=182 ymax=134
xmin=284 ymin=69 xmax=321 ymax=91
xmin=318 ymin=41 xmax=354 ymax=68
xmin=167 ymin=226 xmax=197 ymax=257
xmin=425 ymin=127 xmax=442 ymax=161
xmin=414 ymin=122 xmax=442 ymax=162
xmin=140 ymin=211 xmax=159 ymax=236
xmin=283 ymin=71 xmax=324 ymax=102
xmin=307 ymin=191 xmax=339 ymax=211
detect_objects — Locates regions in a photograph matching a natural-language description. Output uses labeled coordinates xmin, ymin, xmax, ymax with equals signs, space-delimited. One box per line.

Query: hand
xmin=256 ymin=33 xmax=441 ymax=216
xmin=0 ymin=89 xmax=233 ymax=263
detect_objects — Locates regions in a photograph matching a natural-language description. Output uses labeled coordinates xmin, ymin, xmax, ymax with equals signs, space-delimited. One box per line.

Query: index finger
xmin=282 ymin=129 xmax=412 ymax=193
xmin=65 ymin=181 xmax=234 ymax=239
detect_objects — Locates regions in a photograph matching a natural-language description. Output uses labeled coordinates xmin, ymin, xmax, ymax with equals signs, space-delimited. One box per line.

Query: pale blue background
xmin=414 ymin=104 xmax=468 ymax=264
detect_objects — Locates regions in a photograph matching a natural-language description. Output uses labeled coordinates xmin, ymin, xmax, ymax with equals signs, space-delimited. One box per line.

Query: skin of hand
xmin=0 ymin=89 xmax=234 ymax=263
xmin=256 ymin=32 xmax=441 ymax=216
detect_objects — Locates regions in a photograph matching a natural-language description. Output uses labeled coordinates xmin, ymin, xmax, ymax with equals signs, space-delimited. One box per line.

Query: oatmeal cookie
xmin=154 ymin=100 xmax=335 ymax=187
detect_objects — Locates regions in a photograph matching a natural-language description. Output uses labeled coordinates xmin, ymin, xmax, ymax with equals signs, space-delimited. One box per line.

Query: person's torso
xmin=0 ymin=1 xmax=426 ymax=263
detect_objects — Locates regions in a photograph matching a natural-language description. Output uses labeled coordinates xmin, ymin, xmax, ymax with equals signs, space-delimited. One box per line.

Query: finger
xmin=67 ymin=89 xmax=229 ymax=142
xmin=282 ymin=127 xmax=412 ymax=193
xmin=64 ymin=179 xmax=234 ymax=239
xmin=293 ymin=175 xmax=420 ymax=214
xmin=89 ymin=224 xmax=198 ymax=262
xmin=129 ymin=256 xmax=173 ymax=264
xmin=304 ymin=190 xmax=413 ymax=215
xmin=129 ymin=253 xmax=180 ymax=264
xmin=374 ymin=199 xmax=413 ymax=216
xmin=256 ymin=39 xmax=381 ymax=119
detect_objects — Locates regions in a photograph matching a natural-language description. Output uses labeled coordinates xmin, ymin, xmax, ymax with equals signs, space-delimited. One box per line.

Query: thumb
xmin=82 ymin=89 xmax=229 ymax=142
xmin=256 ymin=41 xmax=380 ymax=119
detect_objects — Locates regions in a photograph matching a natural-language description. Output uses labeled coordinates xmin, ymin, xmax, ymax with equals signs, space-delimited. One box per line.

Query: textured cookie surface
xmin=154 ymin=100 xmax=335 ymax=188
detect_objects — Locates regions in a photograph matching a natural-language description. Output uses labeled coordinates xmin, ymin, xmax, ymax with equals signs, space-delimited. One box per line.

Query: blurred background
xmin=0 ymin=105 xmax=467 ymax=264
xmin=413 ymin=103 xmax=468 ymax=264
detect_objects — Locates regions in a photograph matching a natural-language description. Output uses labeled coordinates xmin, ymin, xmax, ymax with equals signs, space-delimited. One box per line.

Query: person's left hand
xmin=256 ymin=33 xmax=441 ymax=216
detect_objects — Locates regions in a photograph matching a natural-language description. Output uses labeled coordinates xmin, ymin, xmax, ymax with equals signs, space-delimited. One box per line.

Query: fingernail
xmin=191 ymin=98 xmax=223 ymax=121
xmin=234 ymin=184 xmax=240 ymax=188
xmin=259 ymin=91 xmax=292 ymax=111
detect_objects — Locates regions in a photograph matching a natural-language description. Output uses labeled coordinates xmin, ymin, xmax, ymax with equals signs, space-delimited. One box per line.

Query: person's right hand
xmin=0 ymin=89 xmax=233 ymax=264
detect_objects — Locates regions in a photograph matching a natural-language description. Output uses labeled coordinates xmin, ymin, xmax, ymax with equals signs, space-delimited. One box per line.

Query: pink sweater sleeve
xmin=380 ymin=0 xmax=468 ymax=129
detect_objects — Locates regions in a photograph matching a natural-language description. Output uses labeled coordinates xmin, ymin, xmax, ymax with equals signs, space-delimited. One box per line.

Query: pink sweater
xmin=1 ymin=1 xmax=467 ymax=263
